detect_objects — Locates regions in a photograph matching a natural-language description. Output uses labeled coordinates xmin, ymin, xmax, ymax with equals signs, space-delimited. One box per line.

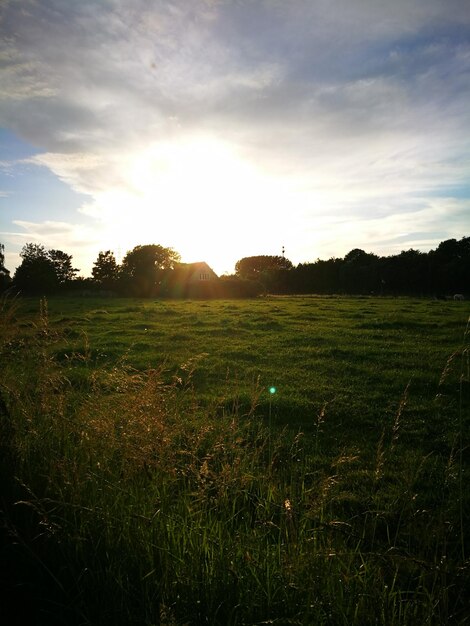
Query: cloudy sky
xmin=1 ymin=0 xmax=469 ymax=276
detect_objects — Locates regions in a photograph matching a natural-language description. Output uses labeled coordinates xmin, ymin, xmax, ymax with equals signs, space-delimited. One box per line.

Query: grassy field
xmin=1 ymin=294 xmax=469 ymax=625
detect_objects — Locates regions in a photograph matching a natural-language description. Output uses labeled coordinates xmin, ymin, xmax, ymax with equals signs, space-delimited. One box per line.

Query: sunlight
xmin=92 ymin=135 xmax=294 ymax=273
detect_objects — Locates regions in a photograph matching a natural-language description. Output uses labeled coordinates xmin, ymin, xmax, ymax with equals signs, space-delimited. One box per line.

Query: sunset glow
xmin=1 ymin=0 xmax=469 ymax=276
xmin=75 ymin=135 xmax=296 ymax=272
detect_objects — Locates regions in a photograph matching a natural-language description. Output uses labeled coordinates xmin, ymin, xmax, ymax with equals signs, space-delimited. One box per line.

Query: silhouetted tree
xmin=340 ymin=249 xmax=380 ymax=294
xmin=92 ymin=250 xmax=119 ymax=288
xmin=429 ymin=237 xmax=470 ymax=294
xmin=13 ymin=243 xmax=79 ymax=294
xmin=292 ymin=258 xmax=343 ymax=294
xmin=234 ymin=255 xmax=293 ymax=292
xmin=0 ymin=242 xmax=11 ymax=292
xmin=120 ymin=244 xmax=181 ymax=296
xmin=19 ymin=243 xmax=48 ymax=263
xmin=380 ymin=249 xmax=428 ymax=295
xmin=48 ymin=249 xmax=79 ymax=284
xmin=235 ymin=255 xmax=293 ymax=280
xmin=13 ymin=243 xmax=58 ymax=294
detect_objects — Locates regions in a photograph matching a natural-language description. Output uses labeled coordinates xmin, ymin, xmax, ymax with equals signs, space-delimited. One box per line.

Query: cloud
xmin=25 ymin=152 xmax=123 ymax=195
xmin=10 ymin=219 xmax=100 ymax=247
xmin=2 ymin=0 xmax=468 ymax=161
xmin=4 ymin=219 xmax=103 ymax=274
xmin=0 ymin=0 xmax=469 ymax=274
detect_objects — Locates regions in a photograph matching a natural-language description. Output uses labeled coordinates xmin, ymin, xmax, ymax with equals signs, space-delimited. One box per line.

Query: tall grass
xmin=0 ymin=297 xmax=469 ymax=625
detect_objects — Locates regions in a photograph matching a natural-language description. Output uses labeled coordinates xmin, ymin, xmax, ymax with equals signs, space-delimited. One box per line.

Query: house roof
xmin=176 ymin=261 xmax=218 ymax=278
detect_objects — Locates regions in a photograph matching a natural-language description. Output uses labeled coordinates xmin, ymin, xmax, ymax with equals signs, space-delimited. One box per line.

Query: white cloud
xmin=0 ymin=0 xmax=469 ymax=275
xmin=5 ymin=219 xmax=103 ymax=274
xmin=25 ymin=152 xmax=122 ymax=195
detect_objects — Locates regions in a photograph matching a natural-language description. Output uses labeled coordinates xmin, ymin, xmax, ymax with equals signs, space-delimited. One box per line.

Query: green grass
xmin=13 ymin=295 xmax=469 ymax=445
xmin=0 ymin=294 xmax=469 ymax=625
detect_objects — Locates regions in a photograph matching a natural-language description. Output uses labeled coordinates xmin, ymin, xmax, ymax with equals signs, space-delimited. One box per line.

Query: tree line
xmin=0 ymin=237 xmax=468 ymax=298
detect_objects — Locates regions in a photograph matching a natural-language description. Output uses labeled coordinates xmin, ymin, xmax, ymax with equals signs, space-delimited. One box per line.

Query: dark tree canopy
xmin=121 ymin=244 xmax=181 ymax=275
xmin=14 ymin=253 xmax=57 ymax=294
xmin=0 ymin=242 xmax=11 ymax=292
xmin=0 ymin=242 xmax=9 ymax=275
xmin=434 ymin=237 xmax=469 ymax=260
xmin=235 ymin=255 xmax=293 ymax=280
xmin=92 ymin=250 xmax=119 ymax=285
xmin=344 ymin=249 xmax=378 ymax=265
xmin=428 ymin=236 xmax=470 ymax=294
xmin=48 ymin=249 xmax=79 ymax=283
xmin=120 ymin=244 xmax=181 ymax=296
xmin=288 ymin=238 xmax=469 ymax=296
xmin=4 ymin=235 xmax=469 ymax=298
xmin=20 ymin=242 xmax=48 ymax=262
xmin=13 ymin=243 xmax=79 ymax=294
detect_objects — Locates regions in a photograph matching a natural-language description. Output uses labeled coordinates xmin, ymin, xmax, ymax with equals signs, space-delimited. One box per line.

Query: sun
xmin=88 ymin=134 xmax=292 ymax=275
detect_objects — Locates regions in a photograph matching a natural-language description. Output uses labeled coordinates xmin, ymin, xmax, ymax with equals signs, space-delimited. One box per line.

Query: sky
xmin=1 ymin=0 xmax=469 ymax=277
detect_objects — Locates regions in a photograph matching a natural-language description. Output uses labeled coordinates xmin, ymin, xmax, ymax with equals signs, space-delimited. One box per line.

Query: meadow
xmin=1 ymin=294 xmax=469 ymax=625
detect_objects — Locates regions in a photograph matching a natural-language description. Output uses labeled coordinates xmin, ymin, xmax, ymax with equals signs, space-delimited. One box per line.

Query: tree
xmin=20 ymin=243 xmax=49 ymax=263
xmin=48 ymin=249 xmax=79 ymax=284
xmin=292 ymin=258 xmax=343 ymax=294
xmin=429 ymin=237 xmax=470 ymax=294
xmin=13 ymin=243 xmax=79 ymax=294
xmin=341 ymin=249 xmax=380 ymax=294
xmin=343 ymin=249 xmax=377 ymax=265
xmin=92 ymin=250 xmax=119 ymax=286
xmin=120 ymin=244 xmax=181 ymax=296
xmin=234 ymin=255 xmax=293 ymax=293
xmin=381 ymin=249 xmax=428 ymax=295
xmin=433 ymin=238 xmax=461 ymax=261
xmin=0 ymin=242 xmax=11 ymax=292
xmin=235 ymin=255 xmax=293 ymax=280
xmin=14 ymin=243 xmax=58 ymax=294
